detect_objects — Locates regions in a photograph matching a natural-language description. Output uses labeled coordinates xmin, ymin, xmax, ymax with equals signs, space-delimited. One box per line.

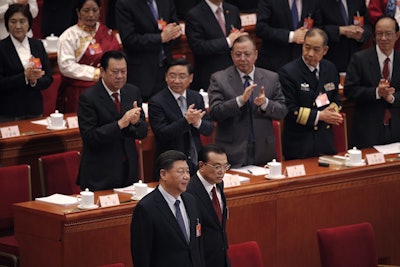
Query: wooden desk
xmin=14 ymin=151 xmax=400 ymax=267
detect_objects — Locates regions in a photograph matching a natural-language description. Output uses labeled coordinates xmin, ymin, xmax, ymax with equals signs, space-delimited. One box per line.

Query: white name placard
xmin=286 ymin=164 xmax=306 ymax=178
xmin=67 ymin=116 xmax=79 ymax=128
xmin=366 ymin=152 xmax=385 ymax=165
xmin=99 ymin=193 xmax=120 ymax=207
xmin=1 ymin=125 xmax=20 ymax=138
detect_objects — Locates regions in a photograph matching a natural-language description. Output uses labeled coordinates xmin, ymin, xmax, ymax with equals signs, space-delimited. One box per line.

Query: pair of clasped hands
xmin=378 ymin=79 xmax=395 ymax=103
xmin=25 ymin=59 xmax=45 ymax=85
xmin=161 ymin=22 xmax=182 ymax=43
xmin=118 ymin=101 xmax=142 ymax=129
xmin=184 ymin=104 xmax=205 ymax=127
xmin=242 ymin=83 xmax=267 ymax=107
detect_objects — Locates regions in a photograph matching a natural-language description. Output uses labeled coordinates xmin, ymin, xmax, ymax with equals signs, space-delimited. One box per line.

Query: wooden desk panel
xmin=14 ymin=151 xmax=400 ymax=267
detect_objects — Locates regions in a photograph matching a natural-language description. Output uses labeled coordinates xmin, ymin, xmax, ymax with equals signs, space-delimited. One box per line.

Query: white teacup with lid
xmin=134 ymin=180 xmax=148 ymax=200
xmin=266 ymin=159 xmax=282 ymax=178
xmin=345 ymin=147 xmax=362 ymax=165
xmin=77 ymin=188 xmax=95 ymax=208
xmin=45 ymin=33 xmax=59 ymax=52
xmin=47 ymin=110 xmax=64 ymax=128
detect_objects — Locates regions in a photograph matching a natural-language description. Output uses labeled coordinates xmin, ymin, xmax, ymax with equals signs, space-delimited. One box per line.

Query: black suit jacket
xmin=131 ymin=187 xmax=205 ymax=267
xmin=185 ymin=1 xmax=241 ymax=91
xmin=279 ymin=58 xmax=341 ymax=160
xmin=77 ymin=81 xmax=148 ymax=191
xmin=344 ymin=47 xmax=400 ymax=148
xmin=187 ymin=174 xmax=230 ymax=267
xmin=0 ymin=37 xmax=53 ymax=117
xmin=256 ymin=0 xmax=322 ymax=72
xmin=148 ymin=88 xmax=214 ymax=169
xmin=320 ymin=0 xmax=372 ymax=72
xmin=116 ymin=0 xmax=179 ymax=101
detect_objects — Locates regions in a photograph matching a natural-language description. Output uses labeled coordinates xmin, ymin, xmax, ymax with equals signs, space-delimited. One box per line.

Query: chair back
xmin=97 ymin=263 xmax=125 ymax=267
xmin=273 ymin=120 xmax=283 ymax=162
xmin=135 ymin=140 xmax=144 ymax=181
xmin=0 ymin=165 xmax=31 ymax=231
xmin=38 ymin=151 xmax=81 ymax=196
xmin=227 ymin=241 xmax=263 ymax=267
xmin=42 ymin=73 xmax=62 ymax=117
xmin=333 ymin=112 xmax=348 ymax=153
xmin=317 ymin=222 xmax=378 ymax=267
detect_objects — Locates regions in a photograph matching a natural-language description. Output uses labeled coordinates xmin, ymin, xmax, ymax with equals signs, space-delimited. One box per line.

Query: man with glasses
xmin=148 ymin=58 xmax=214 ymax=176
xmin=77 ymin=50 xmax=148 ymax=191
xmin=131 ymin=150 xmax=205 ymax=267
xmin=187 ymin=144 xmax=230 ymax=267
xmin=208 ymin=35 xmax=287 ymax=168
xmin=344 ymin=15 xmax=400 ymax=148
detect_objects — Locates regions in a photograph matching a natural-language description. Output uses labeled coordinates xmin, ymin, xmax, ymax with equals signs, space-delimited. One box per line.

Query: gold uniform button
xmin=314 ymin=126 xmax=318 ymax=131
xmin=294 ymin=111 xmax=299 ymax=115
xmin=326 ymin=125 xmax=331 ymax=129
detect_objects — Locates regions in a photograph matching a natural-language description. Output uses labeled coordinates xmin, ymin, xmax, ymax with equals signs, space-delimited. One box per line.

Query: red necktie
xmin=382 ymin=58 xmax=391 ymax=125
xmin=112 ymin=92 xmax=120 ymax=113
xmin=211 ymin=186 xmax=222 ymax=224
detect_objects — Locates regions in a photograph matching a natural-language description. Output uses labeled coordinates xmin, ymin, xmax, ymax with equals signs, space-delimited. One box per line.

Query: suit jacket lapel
xmin=181 ymin=192 xmax=198 ymax=246
xmin=228 ymin=67 xmax=247 ymax=97
xmin=5 ymin=37 xmax=24 ymax=71
xmin=391 ymin=51 xmax=400 ymax=86
xmin=143 ymin=0 xmax=158 ymax=28
xmin=98 ymin=82 xmax=120 ymax=116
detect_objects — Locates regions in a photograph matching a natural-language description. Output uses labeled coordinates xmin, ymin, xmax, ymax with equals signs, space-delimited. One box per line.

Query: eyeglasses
xmin=168 ymin=74 xmax=189 ymax=80
xmin=376 ymin=31 xmax=395 ymax=39
xmin=204 ymin=163 xmax=231 ymax=171
xmin=232 ymin=52 xmax=254 ymax=59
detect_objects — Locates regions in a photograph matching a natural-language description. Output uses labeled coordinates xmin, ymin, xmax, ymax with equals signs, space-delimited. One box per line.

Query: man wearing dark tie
xmin=279 ymin=28 xmax=343 ymax=160
xmin=77 ymin=51 xmax=148 ymax=191
xmin=185 ymin=0 xmax=247 ymax=91
xmin=131 ymin=150 xmax=205 ymax=267
xmin=148 ymin=58 xmax=214 ymax=175
xmin=187 ymin=144 xmax=230 ymax=267
xmin=208 ymin=35 xmax=287 ymax=167
xmin=345 ymin=15 xmax=400 ymax=148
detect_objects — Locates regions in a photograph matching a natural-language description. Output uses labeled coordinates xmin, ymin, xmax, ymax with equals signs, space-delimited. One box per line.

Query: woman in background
xmin=0 ymin=3 xmax=52 ymax=122
xmin=57 ymin=0 xmax=121 ymax=113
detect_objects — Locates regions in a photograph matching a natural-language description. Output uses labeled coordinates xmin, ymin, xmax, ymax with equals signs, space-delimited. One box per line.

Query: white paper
xmin=231 ymin=165 xmax=269 ymax=176
xmin=373 ymin=142 xmax=400 ymax=155
xmin=36 ymin=193 xmax=78 ymax=206
xmin=31 ymin=119 xmax=48 ymax=126
xmin=113 ymin=185 xmax=154 ymax=195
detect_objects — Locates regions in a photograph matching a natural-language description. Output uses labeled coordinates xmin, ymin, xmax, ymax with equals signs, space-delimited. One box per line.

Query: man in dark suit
xmin=185 ymin=0 xmax=247 ymax=91
xmin=208 ymin=35 xmax=288 ymax=167
xmin=187 ymin=144 xmax=230 ymax=267
xmin=115 ymin=0 xmax=182 ymax=102
xmin=131 ymin=150 xmax=205 ymax=267
xmin=320 ymin=0 xmax=372 ymax=72
xmin=344 ymin=15 xmax=400 ymax=148
xmin=77 ymin=51 xmax=148 ymax=191
xmin=256 ymin=0 xmax=322 ymax=72
xmin=148 ymin=58 xmax=214 ymax=175
xmin=279 ymin=28 xmax=343 ymax=160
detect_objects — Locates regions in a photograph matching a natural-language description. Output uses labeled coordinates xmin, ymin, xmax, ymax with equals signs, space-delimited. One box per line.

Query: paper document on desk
xmin=318 ymin=155 xmax=346 ymax=166
xmin=231 ymin=165 xmax=269 ymax=176
xmin=31 ymin=119 xmax=48 ymax=126
xmin=373 ymin=142 xmax=400 ymax=155
xmin=36 ymin=193 xmax=78 ymax=206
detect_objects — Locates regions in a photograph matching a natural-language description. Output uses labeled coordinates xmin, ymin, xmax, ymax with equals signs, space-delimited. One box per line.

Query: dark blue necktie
xmin=291 ymin=0 xmax=299 ymax=29
xmin=174 ymin=200 xmax=188 ymax=242
xmin=147 ymin=0 xmax=158 ymax=21
xmin=339 ymin=0 xmax=349 ymax=25
xmin=244 ymin=75 xmax=255 ymax=143
xmin=386 ymin=0 xmax=397 ymax=17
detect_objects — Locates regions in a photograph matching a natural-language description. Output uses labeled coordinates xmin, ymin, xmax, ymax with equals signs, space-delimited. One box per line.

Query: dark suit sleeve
xmin=115 ymin=0 xmax=162 ymax=52
xmin=261 ymin=74 xmax=288 ymax=120
xmin=131 ymin=203 xmax=154 ymax=267
xmin=256 ymin=0 xmax=291 ymax=44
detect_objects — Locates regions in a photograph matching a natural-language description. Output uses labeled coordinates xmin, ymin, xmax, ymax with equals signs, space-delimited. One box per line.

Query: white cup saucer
xmin=265 ymin=174 xmax=286 ymax=180
xmin=77 ymin=204 xmax=99 ymax=210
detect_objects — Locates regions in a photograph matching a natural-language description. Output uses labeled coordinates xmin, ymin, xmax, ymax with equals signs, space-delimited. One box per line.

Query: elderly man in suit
xmin=344 ymin=15 xmax=400 ymax=148
xmin=208 ymin=35 xmax=288 ymax=168
xmin=187 ymin=144 xmax=230 ymax=267
xmin=256 ymin=0 xmax=322 ymax=72
xmin=77 ymin=51 xmax=148 ymax=191
xmin=148 ymin=58 xmax=213 ymax=175
xmin=279 ymin=28 xmax=343 ymax=160
xmin=131 ymin=150 xmax=205 ymax=267
xmin=185 ymin=0 xmax=247 ymax=91
xmin=116 ymin=0 xmax=182 ymax=102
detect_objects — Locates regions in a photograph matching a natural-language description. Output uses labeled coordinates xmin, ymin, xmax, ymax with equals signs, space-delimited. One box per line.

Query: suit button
xmin=294 ymin=111 xmax=299 ymax=115
xmin=314 ymin=126 xmax=318 ymax=131
xmin=326 ymin=125 xmax=330 ymax=129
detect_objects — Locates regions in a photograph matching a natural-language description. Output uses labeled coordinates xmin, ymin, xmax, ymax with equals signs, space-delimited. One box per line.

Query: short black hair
xmin=304 ymin=27 xmax=329 ymax=46
xmin=198 ymin=144 xmax=226 ymax=163
xmin=153 ymin=150 xmax=188 ymax=181
xmin=375 ymin=15 xmax=400 ymax=33
xmin=5 ymin=4 xmax=33 ymax=32
xmin=166 ymin=58 xmax=193 ymax=75
xmin=100 ymin=50 xmax=127 ymax=70
xmin=75 ymin=0 xmax=101 ymax=11
xmin=232 ymin=35 xmax=257 ymax=50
